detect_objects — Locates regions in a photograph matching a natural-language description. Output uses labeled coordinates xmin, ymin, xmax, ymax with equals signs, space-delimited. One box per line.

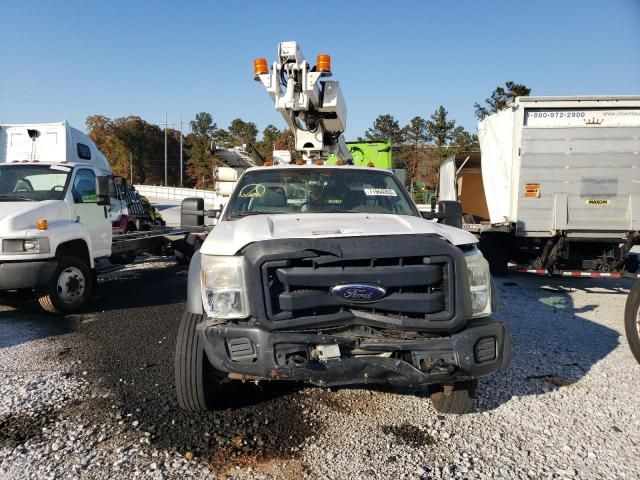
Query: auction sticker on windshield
xmin=364 ymin=188 xmax=397 ymax=196
xmin=238 ymin=184 xmax=265 ymax=198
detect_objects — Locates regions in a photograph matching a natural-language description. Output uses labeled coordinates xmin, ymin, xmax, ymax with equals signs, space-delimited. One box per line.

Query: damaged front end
xmin=198 ymin=320 xmax=510 ymax=388
xmin=196 ymin=234 xmax=511 ymax=388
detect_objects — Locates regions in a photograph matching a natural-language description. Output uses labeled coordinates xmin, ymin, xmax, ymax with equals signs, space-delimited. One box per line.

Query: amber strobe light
xmin=316 ymin=54 xmax=331 ymax=73
xmin=35 ymin=219 xmax=48 ymax=230
xmin=253 ymin=58 xmax=268 ymax=78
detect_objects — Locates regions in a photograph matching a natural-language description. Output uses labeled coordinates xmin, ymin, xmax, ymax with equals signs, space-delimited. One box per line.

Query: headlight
xmin=2 ymin=238 xmax=50 ymax=254
xmin=464 ymin=247 xmax=492 ymax=318
xmin=200 ymin=255 xmax=249 ymax=319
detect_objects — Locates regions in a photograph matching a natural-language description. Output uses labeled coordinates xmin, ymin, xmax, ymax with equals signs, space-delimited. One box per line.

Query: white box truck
xmin=439 ymin=96 xmax=640 ymax=275
xmin=0 ymin=122 xmax=206 ymax=313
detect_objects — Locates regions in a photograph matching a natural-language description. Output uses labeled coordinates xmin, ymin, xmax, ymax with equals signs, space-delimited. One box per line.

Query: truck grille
xmin=243 ymin=235 xmax=469 ymax=333
xmin=260 ymin=255 xmax=453 ymax=324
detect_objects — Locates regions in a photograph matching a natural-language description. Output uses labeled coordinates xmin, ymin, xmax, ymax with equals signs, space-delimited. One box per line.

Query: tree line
xmin=359 ymin=81 xmax=530 ymax=190
xmin=86 ymin=112 xmax=290 ymax=188
xmin=85 ymin=81 xmax=530 ymax=189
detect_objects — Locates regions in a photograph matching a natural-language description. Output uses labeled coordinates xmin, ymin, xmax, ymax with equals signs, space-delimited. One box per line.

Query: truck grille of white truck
xmin=260 ymin=255 xmax=453 ymax=324
xmin=243 ymin=235 xmax=470 ymax=333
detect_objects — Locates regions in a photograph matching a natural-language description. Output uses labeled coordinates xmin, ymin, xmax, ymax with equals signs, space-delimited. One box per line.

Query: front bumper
xmin=0 ymin=260 xmax=57 ymax=290
xmin=197 ymin=318 xmax=511 ymax=388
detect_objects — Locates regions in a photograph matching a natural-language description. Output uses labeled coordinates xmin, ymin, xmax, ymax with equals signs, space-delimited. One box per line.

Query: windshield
xmin=0 ymin=164 xmax=71 ymax=201
xmin=226 ymin=168 xmax=417 ymax=219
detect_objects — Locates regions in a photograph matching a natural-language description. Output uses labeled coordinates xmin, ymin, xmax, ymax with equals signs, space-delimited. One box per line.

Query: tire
xmin=110 ymin=250 xmax=137 ymax=265
xmin=174 ymin=248 xmax=188 ymax=265
xmin=624 ymin=281 xmax=640 ymax=364
xmin=625 ymin=255 xmax=639 ymax=274
xmin=428 ymin=380 xmax=477 ymax=414
xmin=173 ymin=238 xmax=189 ymax=265
xmin=175 ymin=311 xmax=224 ymax=411
xmin=38 ymin=255 xmax=93 ymax=314
xmin=186 ymin=233 xmax=203 ymax=253
xmin=479 ymin=234 xmax=510 ymax=276
xmin=175 ymin=234 xmax=203 ymax=266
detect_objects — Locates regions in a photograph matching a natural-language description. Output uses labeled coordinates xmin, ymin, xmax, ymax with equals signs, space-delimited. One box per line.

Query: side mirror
xmin=206 ymin=209 xmax=221 ymax=219
xmin=420 ymin=211 xmax=436 ymax=220
xmin=437 ymin=201 xmax=463 ymax=229
xmin=181 ymin=197 xmax=205 ymax=227
xmin=95 ymin=176 xmax=110 ymax=205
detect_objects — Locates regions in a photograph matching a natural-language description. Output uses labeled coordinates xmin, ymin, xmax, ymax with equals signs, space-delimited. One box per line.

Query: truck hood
xmin=0 ymin=200 xmax=72 ymax=232
xmin=201 ymin=213 xmax=477 ymax=256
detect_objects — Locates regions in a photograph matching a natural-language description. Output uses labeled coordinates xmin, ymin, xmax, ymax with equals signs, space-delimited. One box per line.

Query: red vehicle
xmin=109 ymin=178 xmax=164 ymax=235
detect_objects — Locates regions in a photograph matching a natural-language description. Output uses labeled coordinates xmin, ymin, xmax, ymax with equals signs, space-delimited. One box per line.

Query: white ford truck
xmin=175 ymin=165 xmax=511 ymax=414
xmin=174 ymin=42 xmax=510 ymax=414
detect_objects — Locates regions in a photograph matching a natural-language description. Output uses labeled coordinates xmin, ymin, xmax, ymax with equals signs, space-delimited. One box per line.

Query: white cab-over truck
xmin=174 ymin=42 xmax=511 ymax=415
xmin=440 ymin=96 xmax=640 ymax=276
xmin=0 ymin=121 xmax=182 ymax=313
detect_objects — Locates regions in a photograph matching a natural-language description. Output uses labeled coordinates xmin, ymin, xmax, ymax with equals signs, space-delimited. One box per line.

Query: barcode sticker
xmin=364 ymin=188 xmax=397 ymax=197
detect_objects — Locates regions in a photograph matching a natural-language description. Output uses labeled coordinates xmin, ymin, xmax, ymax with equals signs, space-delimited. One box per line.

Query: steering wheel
xmin=300 ymin=201 xmax=319 ymax=212
xmin=50 ymin=185 xmax=65 ymax=192
xmin=13 ymin=179 xmax=34 ymax=192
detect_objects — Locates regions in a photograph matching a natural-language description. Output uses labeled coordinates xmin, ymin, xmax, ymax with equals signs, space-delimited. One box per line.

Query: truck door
xmin=71 ymin=168 xmax=112 ymax=257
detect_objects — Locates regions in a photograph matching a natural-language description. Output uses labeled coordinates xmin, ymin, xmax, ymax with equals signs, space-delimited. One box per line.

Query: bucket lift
xmin=254 ymin=42 xmax=352 ymax=165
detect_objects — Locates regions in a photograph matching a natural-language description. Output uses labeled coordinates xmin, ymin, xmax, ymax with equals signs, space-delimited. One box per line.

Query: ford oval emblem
xmin=330 ymin=283 xmax=387 ymax=303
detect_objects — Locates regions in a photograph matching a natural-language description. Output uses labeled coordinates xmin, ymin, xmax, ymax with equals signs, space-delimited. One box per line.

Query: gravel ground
xmin=1 ymin=258 xmax=639 ymax=479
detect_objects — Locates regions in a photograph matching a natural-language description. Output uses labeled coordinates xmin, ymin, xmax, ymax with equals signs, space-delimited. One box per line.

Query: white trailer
xmin=441 ymin=96 xmax=640 ymax=275
xmin=0 ymin=122 xmax=207 ymax=313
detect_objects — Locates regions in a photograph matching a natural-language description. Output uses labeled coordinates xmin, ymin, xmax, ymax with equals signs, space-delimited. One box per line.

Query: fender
xmin=44 ymin=220 xmax=96 ymax=268
xmin=186 ymin=250 xmax=204 ymax=314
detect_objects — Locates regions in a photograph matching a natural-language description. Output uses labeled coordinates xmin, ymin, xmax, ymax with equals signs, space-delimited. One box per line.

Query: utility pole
xmin=179 ymin=112 xmax=183 ymax=187
xmin=129 ymin=153 xmax=133 ymax=184
xmin=164 ymin=112 xmax=168 ymax=186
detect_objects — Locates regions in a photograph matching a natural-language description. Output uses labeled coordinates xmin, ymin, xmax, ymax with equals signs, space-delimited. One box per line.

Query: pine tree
xmin=426 ymin=106 xmax=456 ymax=146
xmin=474 ymin=81 xmax=532 ymax=120
xmin=364 ymin=114 xmax=404 ymax=144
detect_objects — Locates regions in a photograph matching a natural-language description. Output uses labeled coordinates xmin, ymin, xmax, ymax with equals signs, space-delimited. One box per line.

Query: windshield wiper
xmin=0 ymin=194 xmax=36 ymax=202
xmin=227 ymin=210 xmax=275 ymax=219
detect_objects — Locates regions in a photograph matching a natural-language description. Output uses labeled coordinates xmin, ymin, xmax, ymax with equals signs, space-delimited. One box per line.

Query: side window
xmin=72 ymin=169 xmax=97 ymax=203
xmin=77 ymin=143 xmax=92 ymax=160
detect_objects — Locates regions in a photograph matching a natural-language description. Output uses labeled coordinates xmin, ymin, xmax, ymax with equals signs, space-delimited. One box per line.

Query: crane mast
xmin=254 ymin=42 xmax=352 ymax=164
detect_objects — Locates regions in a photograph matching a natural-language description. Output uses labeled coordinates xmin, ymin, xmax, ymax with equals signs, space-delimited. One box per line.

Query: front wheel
xmin=175 ymin=312 xmax=225 ymax=411
xmin=38 ymin=256 xmax=93 ymax=314
xmin=479 ymin=233 xmax=510 ymax=276
xmin=428 ymin=380 xmax=477 ymax=414
xmin=624 ymin=281 xmax=640 ymax=364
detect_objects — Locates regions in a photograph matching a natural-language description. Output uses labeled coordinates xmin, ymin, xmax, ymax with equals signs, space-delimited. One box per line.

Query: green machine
xmin=326 ymin=141 xmax=392 ymax=169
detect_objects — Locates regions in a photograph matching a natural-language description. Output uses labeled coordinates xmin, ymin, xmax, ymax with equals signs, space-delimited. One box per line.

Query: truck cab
xmin=0 ymin=122 xmax=112 ymax=312
xmin=175 ymin=164 xmax=511 ymax=414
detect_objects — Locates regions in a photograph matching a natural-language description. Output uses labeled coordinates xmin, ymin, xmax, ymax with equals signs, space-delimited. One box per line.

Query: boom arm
xmin=254 ymin=42 xmax=352 ymax=164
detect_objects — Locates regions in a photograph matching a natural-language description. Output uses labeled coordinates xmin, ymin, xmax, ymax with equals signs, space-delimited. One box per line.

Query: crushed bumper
xmin=0 ymin=260 xmax=57 ymax=290
xmin=197 ymin=318 xmax=511 ymax=388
